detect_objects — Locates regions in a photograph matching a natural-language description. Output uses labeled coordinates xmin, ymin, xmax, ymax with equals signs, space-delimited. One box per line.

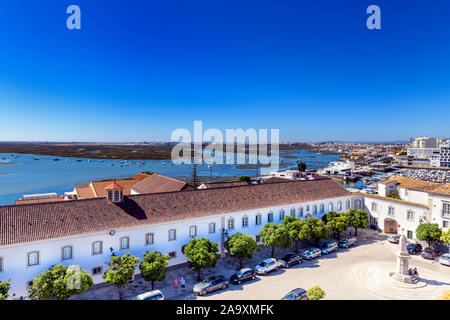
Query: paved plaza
xmin=71 ymin=230 xmax=450 ymax=300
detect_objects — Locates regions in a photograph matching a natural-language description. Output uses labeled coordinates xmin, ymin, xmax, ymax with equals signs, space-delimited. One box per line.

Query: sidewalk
xmin=71 ymin=229 xmax=381 ymax=300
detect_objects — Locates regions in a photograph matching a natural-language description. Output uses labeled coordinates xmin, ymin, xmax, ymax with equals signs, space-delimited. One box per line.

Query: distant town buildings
xmin=405 ymin=137 xmax=450 ymax=168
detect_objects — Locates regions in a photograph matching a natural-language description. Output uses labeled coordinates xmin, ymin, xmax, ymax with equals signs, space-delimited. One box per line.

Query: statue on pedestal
xmin=389 ymin=234 xmax=413 ymax=283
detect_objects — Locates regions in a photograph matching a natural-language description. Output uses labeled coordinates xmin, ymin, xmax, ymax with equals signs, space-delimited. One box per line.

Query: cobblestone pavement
xmin=71 ymin=230 xmax=450 ymax=300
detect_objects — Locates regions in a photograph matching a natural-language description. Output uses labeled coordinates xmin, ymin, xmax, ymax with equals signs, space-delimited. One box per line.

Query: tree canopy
xmin=416 ymin=223 xmax=442 ymax=246
xmin=225 ymin=232 xmax=261 ymax=268
xmin=307 ymin=286 xmax=326 ymax=300
xmin=387 ymin=191 xmax=401 ymax=200
xmin=440 ymin=230 xmax=450 ymax=246
xmin=259 ymin=222 xmax=292 ymax=257
xmin=283 ymin=216 xmax=311 ymax=252
xmin=326 ymin=214 xmax=349 ymax=241
xmin=139 ymin=251 xmax=170 ymax=290
xmin=29 ymin=264 xmax=93 ymax=300
xmin=297 ymin=161 xmax=307 ymax=172
xmin=348 ymin=209 xmax=368 ymax=236
xmin=104 ymin=253 xmax=140 ymax=300
xmin=304 ymin=217 xmax=329 ymax=244
xmin=0 ymin=279 xmax=10 ymax=301
xmin=239 ymin=176 xmax=251 ymax=182
xmin=182 ymin=238 xmax=219 ymax=281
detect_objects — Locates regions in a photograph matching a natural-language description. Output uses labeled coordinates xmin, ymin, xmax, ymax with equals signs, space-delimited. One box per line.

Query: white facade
xmin=318 ymin=160 xmax=354 ymax=176
xmin=0 ymin=194 xmax=355 ymax=299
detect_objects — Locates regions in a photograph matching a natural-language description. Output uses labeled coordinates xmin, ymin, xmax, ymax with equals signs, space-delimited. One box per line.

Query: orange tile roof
xmin=91 ymin=179 xmax=138 ymax=197
xmin=130 ymin=173 xmax=151 ymax=181
xmin=378 ymin=175 xmax=450 ymax=196
xmin=131 ymin=174 xmax=194 ymax=194
xmin=75 ymin=186 xmax=96 ymax=199
xmin=14 ymin=197 xmax=64 ymax=205
xmin=352 ymin=192 xmax=429 ymax=208
xmin=105 ymin=181 xmax=122 ymax=190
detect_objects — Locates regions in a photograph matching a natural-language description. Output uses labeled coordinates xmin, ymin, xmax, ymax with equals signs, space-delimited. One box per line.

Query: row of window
xmin=371 ymin=202 xmax=416 ymax=222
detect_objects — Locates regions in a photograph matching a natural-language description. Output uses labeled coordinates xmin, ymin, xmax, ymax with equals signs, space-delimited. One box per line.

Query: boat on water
xmin=65 ymin=159 xmax=69 ymax=162
xmin=32 ymin=157 xmax=40 ymax=160
xmin=76 ymin=159 xmax=82 ymax=162
xmin=53 ymin=158 xmax=60 ymax=161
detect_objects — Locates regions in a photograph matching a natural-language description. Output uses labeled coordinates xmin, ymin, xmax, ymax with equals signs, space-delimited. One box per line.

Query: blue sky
xmin=0 ymin=0 xmax=449 ymax=142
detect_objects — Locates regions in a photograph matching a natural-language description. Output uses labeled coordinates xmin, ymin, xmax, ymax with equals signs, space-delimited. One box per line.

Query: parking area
xmin=72 ymin=230 xmax=450 ymax=300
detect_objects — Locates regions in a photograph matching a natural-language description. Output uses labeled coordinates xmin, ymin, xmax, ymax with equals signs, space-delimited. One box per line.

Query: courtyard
xmin=72 ymin=230 xmax=450 ymax=300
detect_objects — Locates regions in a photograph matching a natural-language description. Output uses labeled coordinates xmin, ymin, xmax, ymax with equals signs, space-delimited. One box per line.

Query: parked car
xmin=193 ymin=275 xmax=229 ymax=296
xmin=281 ymin=288 xmax=309 ymax=300
xmin=387 ymin=234 xmax=401 ymax=244
xmin=406 ymin=243 xmax=422 ymax=255
xmin=301 ymin=248 xmax=321 ymax=260
xmin=421 ymin=247 xmax=437 ymax=260
xmin=320 ymin=241 xmax=338 ymax=254
xmin=338 ymin=237 xmax=357 ymax=248
xmin=255 ymin=258 xmax=278 ymax=275
xmin=230 ymin=268 xmax=256 ymax=284
xmin=438 ymin=253 xmax=450 ymax=266
xmin=132 ymin=290 xmax=165 ymax=300
xmin=277 ymin=253 xmax=302 ymax=268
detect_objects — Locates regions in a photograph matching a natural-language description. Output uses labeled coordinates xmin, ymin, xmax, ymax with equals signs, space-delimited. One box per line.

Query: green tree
xmin=321 ymin=211 xmax=340 ymax=224
xmin=307 ymin=286 xmax=326 ymax=300
xmin=139 ymin=251 xmax=170 ymax=290
xmin=239 ymin=175 xmax=251 ymax=182
xmin=350 ymin=209 xmax=369 ymax=236
xmin=29 ymin=265 xmax=93 ymax=300
xmin=182 ymin=238 xmax=219 ymax=281
xmin=104 ymin=253 xmax=140 ymax=300
xmin=141 ymin=171 xmax=154 ymax=175
xmin=327 ymin=214 xmax=349 ymax=241
xmin=305 ymin=217 xmax=329 ymax=245
xmin=283 ymin=216 xmax=311 ymax=252
xmin=225 ymin=232 xmax=261 ymax=269
xmin=259 ymin=222 xmax=292 ymax=257
xmin=387 ymin=191 xmax=401 ymax=200
xmin=297 ymin=161 xmax=307 ymax=172
xmin=416 ymin=223 xmax=442 ymax=247
xmin=440 ymin=230 xmax=450 ymax=246
xmin=0 ymin=278 xmax=10 ymax=300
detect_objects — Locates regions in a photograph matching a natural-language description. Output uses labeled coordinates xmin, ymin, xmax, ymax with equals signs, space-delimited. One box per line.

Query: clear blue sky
xmin=0 ymin=0 xmax=449 ymax=142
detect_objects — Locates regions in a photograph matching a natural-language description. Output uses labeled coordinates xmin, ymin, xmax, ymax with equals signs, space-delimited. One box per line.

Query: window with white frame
xmin=346 ymin=199 xmax=351 ymax=209
xmin=189 ymin=226 xmax=197 ymax=238
xmin=242 ymin=216 xmax=249 ymax=228
xmin=355 ymin=200 xmax=362 ymax=209
xmin=371 ymin=202 xmax=377 ymax=212
xmin=209 ymin=223 xmax=216 ymax=234
xmin=407 ymin=210 xmax=415 ymax=221
xmin=313 ymin=205 xmax=317 ymax=215
xmin=306 ymin=205 xmax=310 ymax=212
xmin=255 ymin=234 xmax=261 ymax=242
xmin=92 ymin=241 xmax=103 ymax=255
xmin=338 ymin=201 xmax=342 ymax=211
xmin=27 ymin=251 xmax=39 ymax=267
xmin=256 ymin=214 xmax=262 ymax=225
xmin=290 ymin=208 xmax=295 ymax=217
xmin=62 ymin=246 xmax=73 ymax=260
xmin=443 ymin=203 xmax=450 ymax=214
xmin=328 ymin=203 xmax=333 ymax=211
xmin=443 ymin=221 xmax=449 ymax=229
xmin=268 ymin=212 xmax=273 ymax=223
xmin=120 ymin=237 xmax=129 ymax=250
xmin=299 ymin=207 xmax=304 ymax=217
xmin=388 ymin=206 xmax=395 ymax=217
xmin=145 ymin=233 xmax=154 ymax=245
xmin=168 ymin=251 xmax=177 ymax=259
xmin=320 ymin=204 xmax=324 ymax=214
xmin=228 ymin=218 xmax=235 ymax=230
xmin=279 ymin=210 xmax=285 ymax=221
xmin=169 ymin=229 xmax=176 ymax=241
xmin=404 ymin=189 xmax=409 ymax=196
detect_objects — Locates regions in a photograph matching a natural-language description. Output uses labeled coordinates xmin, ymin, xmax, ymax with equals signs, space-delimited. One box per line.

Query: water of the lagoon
xmin=0 ymin=150 xmax=340 ymax=205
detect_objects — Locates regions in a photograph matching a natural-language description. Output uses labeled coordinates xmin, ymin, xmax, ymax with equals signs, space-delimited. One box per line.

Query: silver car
xmin=320 ymin=241 xmax=338 ymax=254
xmin=193 ymin=275 xmax=229 ymax=296
xmin=301 ymin=247 xmax=322 ymax=260
xmin=439 ymin=253 xmax=450 ymax=266
xmin=255 ymin=258 xmax=278 ymax=275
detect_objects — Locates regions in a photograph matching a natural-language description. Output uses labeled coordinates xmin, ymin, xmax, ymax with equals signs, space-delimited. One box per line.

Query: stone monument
xmin=389 ymin=234 xmax=413 ymax=283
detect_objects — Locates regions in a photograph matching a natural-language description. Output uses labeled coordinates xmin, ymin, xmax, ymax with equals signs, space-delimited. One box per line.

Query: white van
xmin=132 ymin=290 xmax=165 ymax=300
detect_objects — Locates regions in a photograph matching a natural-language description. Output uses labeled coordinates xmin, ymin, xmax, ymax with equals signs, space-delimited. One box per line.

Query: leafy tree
xmin=327 ymin=214 xmax=349 ymax=241
xmin=259 ymin=222 xmax=292 ymax=257
xmin=104 ymin=253 xmax=140 ymax=300
xmin=225 ymin=232 xmax=261 ymax=268
xmin=0 ymin=278 xmax=10 ymax=300
xmin=307 ymin=286 xmax=326 ymax=300
xmin=182 ymin=238 xmax=219 ymax=281
xmin=283 ymin=216 xmax=311 ymax=252
xmin=440 ymin=230 xmax=450 ymax=246
xmin=416 ymin=223 xmax=442 ymax=247
xmin=321 ymin=211 xmax=340 ymax=224
xmin=350 ymin=209 xmax=369 ymax=236
xmin=239 ymin=175 xmax=251 ymax=182
xmin=29 ymin=264 xmax=93 ymax=300
xmin=139 ymin=251 xmax=170 ymax=290
xmin=305 ymin=217 xmax=329 ymax=245
xmin=297 ymin=161 xmax=307 ymax=172
xmin=387 ymin=191 xmax=401 ymax=200
xmin=141 ymin=171 xmax=154 ymax=175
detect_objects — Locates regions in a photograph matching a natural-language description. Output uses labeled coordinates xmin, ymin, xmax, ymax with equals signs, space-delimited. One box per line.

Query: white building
xmin=359 ymin=175 xmax=450 ymax=240
xmin=410 ymin=137 xmax=441 ymax=148
xmin=318 ymin=160 xmax=355 ymax=176
xmin=0 ymin=178 xmax=357 ymax=299
xmin=440 ymin=144 xmax=450 ymax=168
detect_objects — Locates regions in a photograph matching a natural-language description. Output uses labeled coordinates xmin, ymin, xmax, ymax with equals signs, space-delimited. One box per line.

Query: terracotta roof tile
xmin=131 ymin=174 xmax=194 ymax=194
xmin=378 ymin=175 xmax=450 ymax=196
xmin=75 ymin=186 xmax=95 ymax=199
xmin=352 ymin=192 xmax=429 ymax=208
xmin=0 ymin=178 xmax=350 ymax=246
